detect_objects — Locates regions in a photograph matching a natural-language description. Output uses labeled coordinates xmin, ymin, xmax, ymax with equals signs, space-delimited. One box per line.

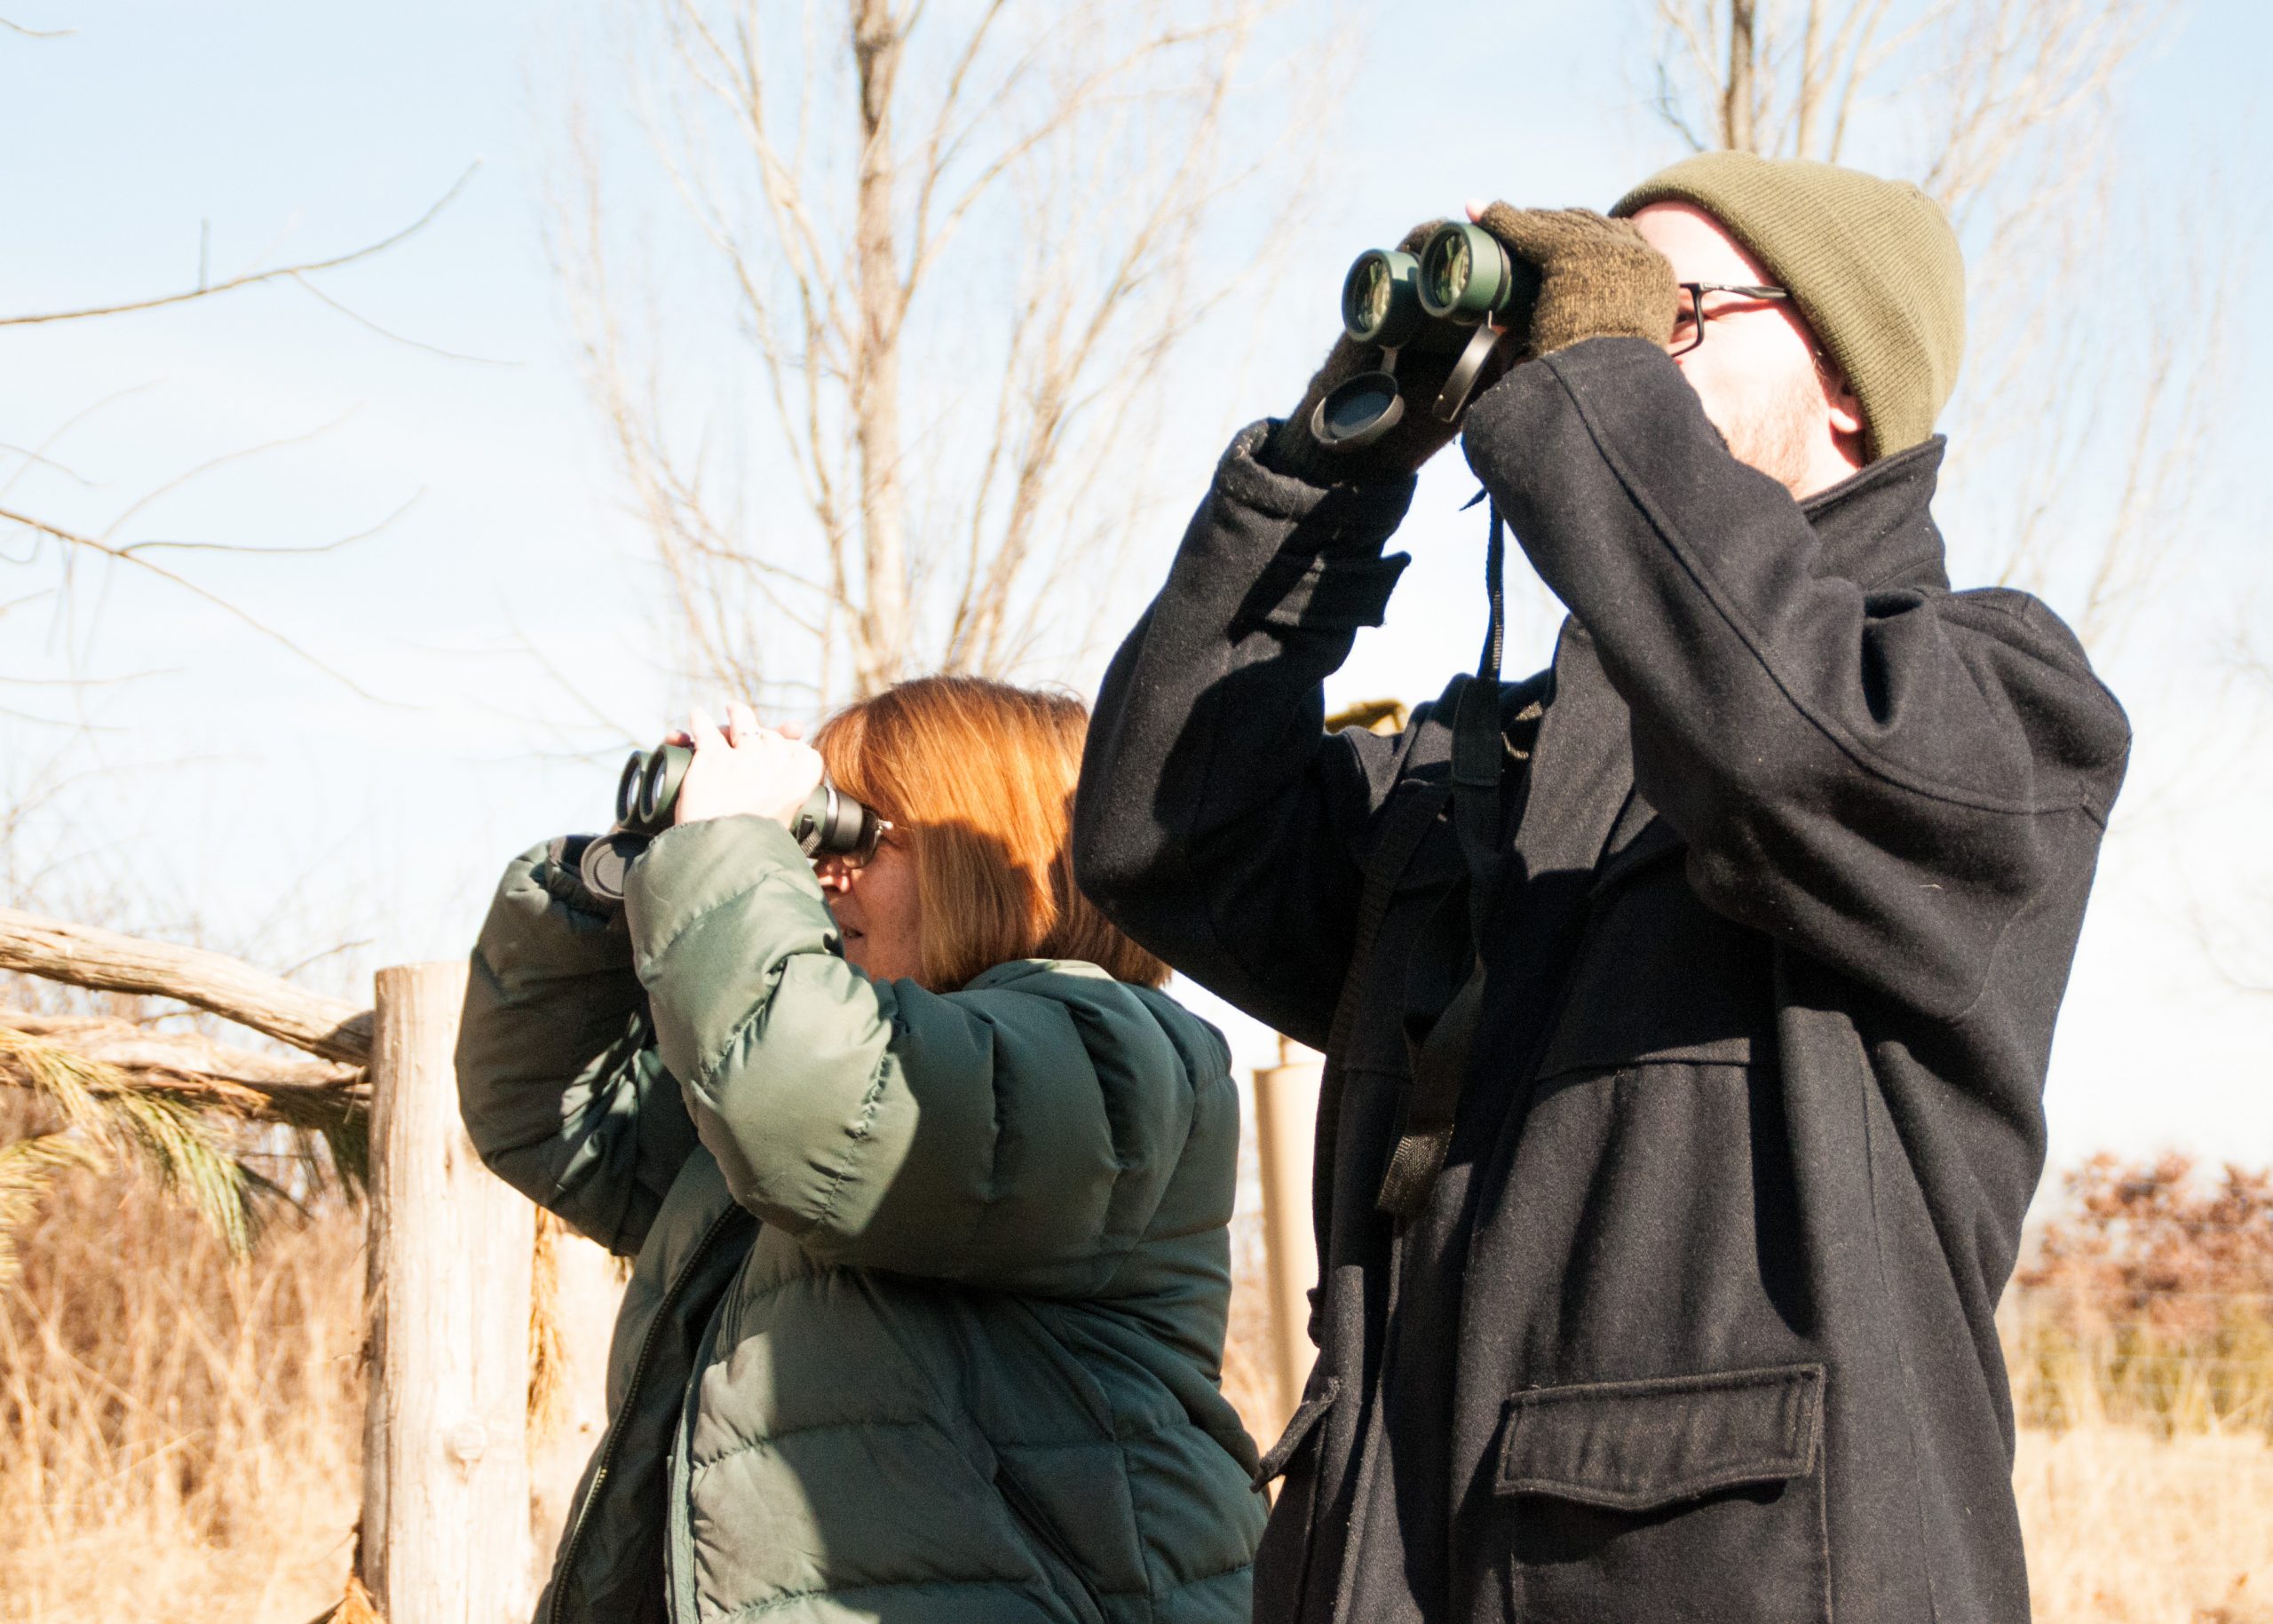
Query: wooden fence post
xmin=527 ymin=1223 xmax=627 ymax=1596
xmin=362 ymin=962 xmax=535 ymax=1623
xmin=1253 ymin=1037 xmax=1324 ymax=1431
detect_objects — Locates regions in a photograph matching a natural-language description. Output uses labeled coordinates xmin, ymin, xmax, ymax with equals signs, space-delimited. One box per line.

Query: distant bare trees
xmin=557 ymin=0 xmax=1326 ymax=702
xmin=1643 ymin=0 xmax=2226 ymax=649
xmin=1650 ymin=0 xmax=2162 ymax=195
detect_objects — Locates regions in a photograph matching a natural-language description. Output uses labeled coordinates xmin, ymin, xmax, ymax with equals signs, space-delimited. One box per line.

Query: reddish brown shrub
xmin=2021 ymin=1154 xmax=2273 ymax=1334
xmin=2012 ymin=1155 xmax=2273 ymax=1436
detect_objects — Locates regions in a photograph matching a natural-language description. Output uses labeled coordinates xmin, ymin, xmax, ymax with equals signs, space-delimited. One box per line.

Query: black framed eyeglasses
xmin=816 ymin=818 xmax=894 ymax=873
xmin=1668 ymin=281 xmax=1792 ymax=356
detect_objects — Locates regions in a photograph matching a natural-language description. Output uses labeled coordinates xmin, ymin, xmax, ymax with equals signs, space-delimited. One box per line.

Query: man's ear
xmin=1822 ymin=366 xmax=1866 ymax=456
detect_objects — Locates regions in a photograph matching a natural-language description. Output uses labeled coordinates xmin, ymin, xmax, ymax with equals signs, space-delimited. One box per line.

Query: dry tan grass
xmin=4 ymin=1124 xmax=2270 ymax=1622
xmin=2016 ymin=1424 xmax=2273 ymax=1624
xmin=0 ymin=1113 xmax=361 ymax=1624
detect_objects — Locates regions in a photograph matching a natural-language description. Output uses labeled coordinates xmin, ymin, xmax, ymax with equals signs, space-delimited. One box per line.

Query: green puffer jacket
xmin=455 ymin=815 xmax=1263 ymax=1624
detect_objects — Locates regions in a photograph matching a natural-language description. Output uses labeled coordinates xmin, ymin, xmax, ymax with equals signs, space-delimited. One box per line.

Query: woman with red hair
xmin=457 ymin=676 xmax=1262 ymax=1624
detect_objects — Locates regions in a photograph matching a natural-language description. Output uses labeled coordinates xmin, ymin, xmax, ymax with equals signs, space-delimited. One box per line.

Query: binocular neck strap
xmin=1455 ymin=511 xmax=1504 ymax=952
xmin=1477 ymin=497 xmax=1506 ymax=687
xmin=1451 ymin=488 xmax=1509 ymax=945
xmin=1374 ymin=497 xmax=1511 ymax=1221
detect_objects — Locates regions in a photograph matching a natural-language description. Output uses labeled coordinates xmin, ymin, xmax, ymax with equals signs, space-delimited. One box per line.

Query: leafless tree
xmin=555 ymin=0 xmax=1327 ymax=702
xmin=1643 ymin=0 xmax=2226 ymax=651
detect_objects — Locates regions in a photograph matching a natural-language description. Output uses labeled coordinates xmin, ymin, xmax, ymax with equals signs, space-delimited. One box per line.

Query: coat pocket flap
xmin=1495 ymin=1365 xmax=1822 ymax=1513
xmin=1252 ymin=1375 xmax=1341 ymax=1490
xmin=1534 ymin=1027 xmax=1759 ymax=1082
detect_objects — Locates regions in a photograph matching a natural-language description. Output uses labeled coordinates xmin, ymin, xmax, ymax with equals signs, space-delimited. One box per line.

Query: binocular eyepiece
xmin=576 ymin=741 xmax=883 ymax=907
xmin=1315 ymin=221 xmax=1542 ymax=455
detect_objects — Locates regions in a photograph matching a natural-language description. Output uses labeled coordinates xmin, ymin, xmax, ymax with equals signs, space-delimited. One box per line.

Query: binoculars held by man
xmin=1317 ymin=222 xmax=1542 ymax=453
xmin=576 ymin=742 xmax=883 ymax=907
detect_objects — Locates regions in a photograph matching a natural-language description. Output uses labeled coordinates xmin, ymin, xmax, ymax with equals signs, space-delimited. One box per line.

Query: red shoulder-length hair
xmin=812 ymin=675 xmax=1167 ymax=992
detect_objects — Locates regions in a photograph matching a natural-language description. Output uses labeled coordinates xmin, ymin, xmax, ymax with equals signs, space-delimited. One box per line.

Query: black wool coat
xmin=1073 ymin=337 xmax=2129 ymax=1624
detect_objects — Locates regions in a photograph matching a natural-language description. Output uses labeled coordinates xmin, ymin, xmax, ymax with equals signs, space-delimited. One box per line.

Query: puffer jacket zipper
xmin=996 ymin=1466 xmax=1109 ymax=1624
xmin=547 ymin=1204 xmax=743 ymax=1624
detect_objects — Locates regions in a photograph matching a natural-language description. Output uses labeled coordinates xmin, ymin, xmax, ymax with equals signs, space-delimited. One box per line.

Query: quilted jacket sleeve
xmin=455 ymin=844 xmax=701 ymax=1256
xmin=622 ymin=814 xmax=1232 ymax=1297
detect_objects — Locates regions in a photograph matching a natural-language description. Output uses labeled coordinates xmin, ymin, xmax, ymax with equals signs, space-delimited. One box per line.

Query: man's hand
xmin=1466 ymin=202 xmax=1678 ymax=360
xmin=671 ymin=701 xmax=824 ymax=828
xmin=1265 ymin=218 xmax=1477 ymax=485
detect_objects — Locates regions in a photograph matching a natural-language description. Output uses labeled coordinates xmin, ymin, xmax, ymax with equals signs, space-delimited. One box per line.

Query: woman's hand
xmin=670 ymin=701 xmax=825 ymax=828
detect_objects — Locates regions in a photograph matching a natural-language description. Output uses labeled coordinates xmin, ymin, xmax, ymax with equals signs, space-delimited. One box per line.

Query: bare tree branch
xmin=288 ymin=272 xmax=518 ymax=365
xmin=0 ymin=441 xmax=94 ymax=486
xmin=0 ymin=505 xmax=399 ymax=703
xmin=122 ymin=491 xmax=419 ymax=558
xmin=0 ymin=166 xmax=479 ymax=327
xmin=0 ymin=384 xmax=158 ymax=505
xmin=96 ymin=410 xmax=366 ymax=543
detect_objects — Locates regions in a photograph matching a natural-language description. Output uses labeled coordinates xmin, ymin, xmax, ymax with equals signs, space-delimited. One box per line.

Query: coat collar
xmin=1798 ymin=435 xmax=1950 ymax=591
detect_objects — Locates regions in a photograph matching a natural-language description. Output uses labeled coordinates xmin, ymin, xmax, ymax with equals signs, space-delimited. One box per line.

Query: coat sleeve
xmin=623 ymin=814 xmax=1234 ymax=1297
xmin=1073 ymin=423 xmax=1420 ymax=1049
xmin=1461 ymin=338 xmax=2131 ymax=1022
xmin=455 ymin=844 xmax=700 ymax=1256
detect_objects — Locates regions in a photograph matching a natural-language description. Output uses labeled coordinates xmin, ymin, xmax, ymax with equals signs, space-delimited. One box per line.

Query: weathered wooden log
xmin=360 ymin=962 xmax=534 ymax=1623
xmin=0 ymin=907 xmax=372 ymax=1062
xmin=0 ymin=1009 xmax=366 ymax=1125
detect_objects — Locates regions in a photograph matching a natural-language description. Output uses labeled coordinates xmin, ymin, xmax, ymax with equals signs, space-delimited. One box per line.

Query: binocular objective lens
xmin=1427 ymin=234 xmax=1471 ymax=309
xmin=1350 ymin=259 xmax=1390 ymax=334
xmin=1417 ymin=223 xmax=1516 ymax=322
xmin=638 ymin=750 xmax=672 ymax=826
xmin=616 ymin=750 xmax=646 ymax=826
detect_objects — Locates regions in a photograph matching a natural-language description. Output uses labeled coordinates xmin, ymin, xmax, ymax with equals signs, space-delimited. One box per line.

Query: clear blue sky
xmin=2 ymin=0 xmax=2266 ymax=1173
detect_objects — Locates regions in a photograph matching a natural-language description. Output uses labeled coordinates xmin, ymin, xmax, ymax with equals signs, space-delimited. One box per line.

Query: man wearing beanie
xmin=1078 ymin=153 xmax=2126 ymax=1620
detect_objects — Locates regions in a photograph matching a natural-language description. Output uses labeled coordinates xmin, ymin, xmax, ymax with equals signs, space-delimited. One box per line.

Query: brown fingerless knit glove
xmin=1471 ymin=204 xmax=1679 ymax=359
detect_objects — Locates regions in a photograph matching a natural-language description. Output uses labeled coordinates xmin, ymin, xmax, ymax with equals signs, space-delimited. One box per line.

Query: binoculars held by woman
xmin=576 ymin=742 xmax=883 ymax=907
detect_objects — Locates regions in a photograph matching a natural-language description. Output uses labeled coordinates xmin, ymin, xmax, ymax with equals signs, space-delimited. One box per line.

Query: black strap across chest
xmin=1315 ymin=498 xmax=1518 ymax=1225
xmin=1312 ymin=771 xmax=1450 ymax=1244
xmin=1372 ymin=671 xmax=1506 ymax=1219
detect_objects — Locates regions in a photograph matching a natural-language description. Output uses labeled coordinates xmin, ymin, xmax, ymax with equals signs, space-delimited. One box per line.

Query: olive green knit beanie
xmin=1612 ymin=152 xmax=1965 ymax=459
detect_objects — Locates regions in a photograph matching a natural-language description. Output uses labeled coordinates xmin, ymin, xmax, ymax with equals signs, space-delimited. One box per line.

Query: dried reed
xmin=2016 ymin=1425 xmax=2273 ymax=1624
xmin=0 ymin=1097 xmax=360 ymax=1623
